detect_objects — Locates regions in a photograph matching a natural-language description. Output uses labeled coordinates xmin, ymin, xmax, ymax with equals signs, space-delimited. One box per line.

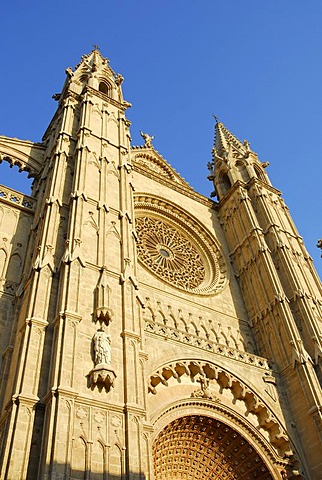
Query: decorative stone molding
xmin=133 ymin=151 xmax=177 ymax=182
xmin=0 ymin=185 xmax=35 ymax=211
xmin=151 ymin=399 xmax=302 ymax=479
xmin=145 ymin=319 xmax=267 ymax=368
xmin=132 ymin=154 xmax=212 ymax=206
xmin=95 ymin=266 xmax=114 ymax=325
xmin=191 ymin=376 xmax=221 ymax=401
xmin=0 ymin=136 xmax=45 ymax=176
xmin=153 ymin=415 xmax=274 ymax=480
xmin=134 ymin=194 xmax=227 ymax=295
xmin=148 ymin=359 xmax=290 ymax=456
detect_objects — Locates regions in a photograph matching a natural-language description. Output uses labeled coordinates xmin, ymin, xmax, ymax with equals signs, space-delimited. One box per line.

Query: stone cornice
xmin=83 ymin=85 xmax=130 ymax=111
xmin=145 ymin=320 xmax=270 ymax=370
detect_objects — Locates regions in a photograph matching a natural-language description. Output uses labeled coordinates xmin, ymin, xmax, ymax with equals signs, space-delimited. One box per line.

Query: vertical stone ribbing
xmin=212 ymin=122 xmax=322 ymax=476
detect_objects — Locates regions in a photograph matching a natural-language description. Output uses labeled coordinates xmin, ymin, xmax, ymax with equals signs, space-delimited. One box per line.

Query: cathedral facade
xmin=0 ymin=49 xmax=321 ymax=480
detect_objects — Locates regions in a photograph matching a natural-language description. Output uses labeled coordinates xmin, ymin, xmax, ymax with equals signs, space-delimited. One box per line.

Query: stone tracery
xmin=134 ymin=195 xmax=227 ymax=294
xmin=136 ymin=216 xmax=206 ymax=290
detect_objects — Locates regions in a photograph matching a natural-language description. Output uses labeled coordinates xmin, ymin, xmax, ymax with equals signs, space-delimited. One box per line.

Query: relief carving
xmin=191 ymin=376 xmax=221 ymax=402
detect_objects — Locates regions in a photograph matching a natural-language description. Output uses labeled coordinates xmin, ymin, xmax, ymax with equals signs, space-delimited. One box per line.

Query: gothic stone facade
xmin=0 ymin=50 xmax=321 ymax=480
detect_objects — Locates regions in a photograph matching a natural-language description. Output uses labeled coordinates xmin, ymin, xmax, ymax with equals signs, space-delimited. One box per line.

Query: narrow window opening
xmin=236 ymin=162 xmax=250 ymax=183
xmin=254 ymin=165 xmax=266 ymax=182
xmin=220 ymin=173 xmax=231 ymax=194
xmin=99 ymin=82 xmax=109 ymax=95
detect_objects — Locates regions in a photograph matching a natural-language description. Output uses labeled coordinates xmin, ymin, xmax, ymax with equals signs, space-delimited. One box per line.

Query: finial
xmin=243 ymin=139 xmax=251 ymax=150
xmin=213 ymin=114 xmax=219 ymax=123
xmin=93 ymin=44 xmax=100 ymax=51
xmin=140 ymin=130 xmax=155 ymax=148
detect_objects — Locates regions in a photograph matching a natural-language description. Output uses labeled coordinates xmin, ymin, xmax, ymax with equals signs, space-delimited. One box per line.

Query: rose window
xmin=134 ymin=195 xmax=227 ymax=295
xmin=136 ymin=216 xmax=207 ymax=291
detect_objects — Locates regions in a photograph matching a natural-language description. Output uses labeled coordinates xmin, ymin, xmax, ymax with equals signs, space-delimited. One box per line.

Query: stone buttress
xmin=208 ymin=120 xmax=322 ymax=477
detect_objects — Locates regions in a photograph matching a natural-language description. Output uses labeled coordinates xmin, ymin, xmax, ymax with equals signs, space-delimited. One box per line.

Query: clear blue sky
xmin=1 ymin=0 xmax=321 ymax=277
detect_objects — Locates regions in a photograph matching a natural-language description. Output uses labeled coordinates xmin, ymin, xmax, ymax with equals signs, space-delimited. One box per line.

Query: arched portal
xmin=153 ymin=415 xmax=274 ymax=480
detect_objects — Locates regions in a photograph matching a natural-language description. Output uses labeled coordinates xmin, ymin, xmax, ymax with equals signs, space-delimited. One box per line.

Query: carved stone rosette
xmin=134 ymin=195 xmax=227 ymax=295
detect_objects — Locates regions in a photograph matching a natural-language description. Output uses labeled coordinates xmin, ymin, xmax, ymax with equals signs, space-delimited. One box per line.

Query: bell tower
xmin=208 ymin=119 xmax=322 ymax=476
xmin=0 ymin=49 xmax=148 ymax=479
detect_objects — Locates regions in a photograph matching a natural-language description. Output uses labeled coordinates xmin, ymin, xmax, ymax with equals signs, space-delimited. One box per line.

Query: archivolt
xmin=148 ymin=358 xmax=291 ymax=457
xmin=151 ymin=401 xmax=293 ymax=480
xmin=133 ymin=151 xmax=177 ymax=182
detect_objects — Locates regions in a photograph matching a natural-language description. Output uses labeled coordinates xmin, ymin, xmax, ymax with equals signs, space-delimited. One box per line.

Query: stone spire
xmin=208 ymin=119 xmax=270 ymax=200
xmin=53 ymin=48 xmax=130 ymax=109
xmin=215 ymin=120 xmax=244 ymax=156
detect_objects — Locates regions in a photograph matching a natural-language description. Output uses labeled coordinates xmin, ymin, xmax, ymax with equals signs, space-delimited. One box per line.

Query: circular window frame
xmin=134 ymin=194 xmax=227 ymax=295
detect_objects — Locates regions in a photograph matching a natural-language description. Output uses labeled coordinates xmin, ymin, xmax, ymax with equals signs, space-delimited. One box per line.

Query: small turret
xmin=208 ymin=119 xmax=270 ymax=200
xmin=58 ymin=46 xmax=127 ymax=105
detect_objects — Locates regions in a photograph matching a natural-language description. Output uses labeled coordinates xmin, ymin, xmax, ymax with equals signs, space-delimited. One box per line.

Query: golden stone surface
xmin=0 ymin=49 xmax=321 ymax=480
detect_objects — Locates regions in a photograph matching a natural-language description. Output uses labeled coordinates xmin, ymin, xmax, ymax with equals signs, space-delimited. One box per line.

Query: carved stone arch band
xmin=0 ymin=138 xmax=45 ymax=177
xmin=151 ymin=399 xmax=287 ymax=480
xmin=147 ymin=358 xmax=292 ymax=458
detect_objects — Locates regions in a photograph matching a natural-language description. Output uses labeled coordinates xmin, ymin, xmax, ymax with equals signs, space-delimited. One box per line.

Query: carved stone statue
xmin=140 ymin=130 xmax=154 ymax=148
xmin=317 ymin=239 xmax=322 ymax=254
xmin=93 ymin=328 xmax=111 ymax=365
xmin=89 ymin=328 xmax=116 ymax=391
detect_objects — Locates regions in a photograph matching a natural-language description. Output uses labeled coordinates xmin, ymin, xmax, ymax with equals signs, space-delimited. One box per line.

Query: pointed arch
xmin=168 ymin=314 xmax=177 ymax=329
xmin=148 ymin=359 xmax=292 ymax=458
xmin=109 ymin=442 xmax=123 ymax=478
xmin=254 ymin=164 xmax=267 ymax=182
xmin=177 ymin=316 xmax=188 ymax=332
xmin=91 ymin=439 xmax=105 ymax=479
xmin=189 ymin=321 xmax=199 ymax=336
xmin=236 ymin=160 xmax=250 ymax=183
xmin=71 ymin=436 xmax=87 ymax=480
xmin=98 ymin=80 xmax=111 ymax=96
xmin=152 ymin=406 xmax=286 ymax=480
xmin=218 ymin=171 xmax=231 ymax=195
xmin=155 ymin=310 xmax=166 ymax=325
xmin=143 ymin=306 xmax=155 ymax=323
xmin=6 ymin=252 xmax=22 ymax=283
xmin=199 ymin=324 xmax=209 ymax=339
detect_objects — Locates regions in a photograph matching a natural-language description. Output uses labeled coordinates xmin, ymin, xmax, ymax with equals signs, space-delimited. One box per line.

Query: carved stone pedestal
xmin=89 ymin=364 xmax=116 ymax=391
